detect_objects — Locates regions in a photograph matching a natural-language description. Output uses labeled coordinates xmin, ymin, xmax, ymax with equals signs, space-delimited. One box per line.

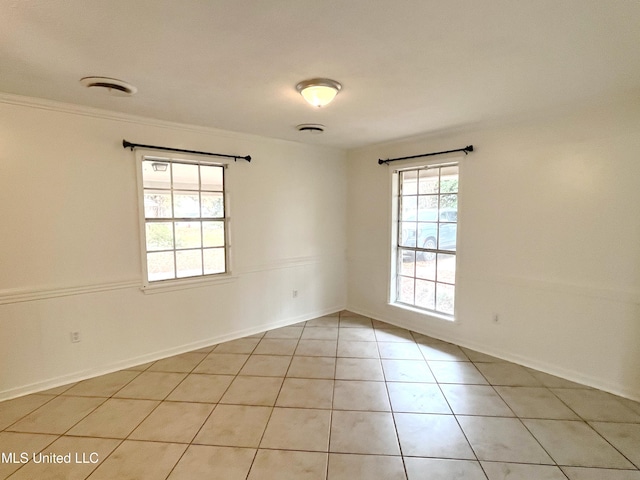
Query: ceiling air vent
xmin=80 ymin=77 xmax=137 ymax=97
xmin=296 ymin=124 xmax=325 ymax=134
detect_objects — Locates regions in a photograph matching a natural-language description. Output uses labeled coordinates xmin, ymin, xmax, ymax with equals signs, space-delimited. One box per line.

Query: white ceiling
xmin=2 ymin=0 xmax=639 ymax=149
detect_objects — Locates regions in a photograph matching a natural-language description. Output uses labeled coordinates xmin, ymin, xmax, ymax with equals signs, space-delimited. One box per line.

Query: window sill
xmin=390 ymin=302 xmax=456 ymax=323
xmin=141 ymin=273 xmax=237 ymax=294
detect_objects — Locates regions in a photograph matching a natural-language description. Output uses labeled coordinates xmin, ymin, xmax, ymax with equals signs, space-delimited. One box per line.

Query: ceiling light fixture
xmin=296 ymin=78 xmax=342 ymax=107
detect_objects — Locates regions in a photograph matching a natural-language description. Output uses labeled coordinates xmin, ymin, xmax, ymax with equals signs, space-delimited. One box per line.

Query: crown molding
xmin=0 ymin=91 xmax=253 ymax=138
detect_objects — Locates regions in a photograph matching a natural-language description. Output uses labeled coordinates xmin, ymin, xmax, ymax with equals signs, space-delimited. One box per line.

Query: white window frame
xmin=389 ymin=158 xmax=461 ymax=320
xmin=135 ymin=149 xmax=235 ymax=293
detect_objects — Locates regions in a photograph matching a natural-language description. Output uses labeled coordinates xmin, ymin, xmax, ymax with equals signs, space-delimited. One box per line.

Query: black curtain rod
xmin=378 ymin=145 xmax=473 ymax=165
xmin=122 ymin=140 xmax=251 ymax=162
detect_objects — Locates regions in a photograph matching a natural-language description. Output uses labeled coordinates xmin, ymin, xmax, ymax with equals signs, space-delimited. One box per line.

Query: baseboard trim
xmin=347 ymin=305 xmax=640 ymax=403
xmin=0 ymin=304 xmax=345 ymax=402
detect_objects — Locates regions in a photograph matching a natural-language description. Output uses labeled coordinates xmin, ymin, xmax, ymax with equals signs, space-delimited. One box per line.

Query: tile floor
xmin=1 ymin=311 xmax=640 ymax=479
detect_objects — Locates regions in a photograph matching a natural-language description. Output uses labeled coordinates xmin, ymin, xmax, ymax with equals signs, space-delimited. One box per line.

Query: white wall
xmin=347 ymin=93 xmax=640 ymax=401
xmin=3 ymin=90 xmax=639 ymax=403
xmin=0 ymin=95 xmax=347 ymax=400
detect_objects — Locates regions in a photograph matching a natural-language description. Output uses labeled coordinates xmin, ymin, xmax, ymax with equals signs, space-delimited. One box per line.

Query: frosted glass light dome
xmin=296 ymin=79 xmax=342 ymax=107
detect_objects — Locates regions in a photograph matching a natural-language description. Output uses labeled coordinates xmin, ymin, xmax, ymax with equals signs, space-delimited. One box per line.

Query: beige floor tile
xmin=247 ymin=449 xmax=327 ymax=480
xmin=263 ymin=326 xmax=304 ymax=339
xmin=386 ymin=382 xmax=450 ymax=414
xmin=418 ymin=343 xmax=469 ymax=361
xmin=276 ymin=378 xmax=334 ymax=409
xmin=167 ymin=445 xmax=256 ymax=480
xmin=619 ymin=397 xmax=640 ymax=416
xmin=0 ymin=394 xmax=54 ymax=430
xmin=62 ymin=370 xmax=139 ymax=397
xmin=590 ymin=421 xmax=640 ymax=468
xmin=8 ymin=436 xmax=120 ymax=480
xmin=405 ymin=458 xmax=486 ymax=480
xmin=301 ymin=326 xmax=339 ymax=340
xmin=525 ymin=368 xmax=588 ymax=388
xmin=67 ymin=398 xmax=158 ymax=438
xmin=495 ymin=386 xmax=579 ymax=419
xmin=381 ymin=359 xmax=435 ymax=383
xmin=190 ymin=344 xmax=216 ymax=354
xmin=193 ymin=404 xmax=271 ymax=447
xmin=239 ymin=355 xmax=292 ymax=377
xmin=193 ymin=353 xmax=249 ymax=375
xmin=378 ymin=342 xmax=423 ymax=360
xmin=339 ymin=316 xmax=373 ymax=328
xmin=372 ymin=320 xmax=395 ymax=329
xmin=86 ymin=440 xmax=186 ymax=480
xmin=339 ymin=310 xmax=366 ymax=318
xmin=287 ymin=356 xmax=336 ymax=379
xmin=254 ymin=338 xmax=298 ymax=355
xmin=374 ymin=328 xmax=415 ymax=343
xmin=260 ymin=407 xmax=331 ymax=451
xmin=335 ymin=357 xmax=384 ymax=381
xmin=305 ymin=315 xmax=340 ymax=327
xmin=113 ymin=372 xmax=186 ymax=400
xmin=475 ymin=363 xmax=542 ymax=386
xmin=147 ymin=352 xmax=207 ymax=373
xmin=440 ymin=384 xmax=514 ymax=416
xmin=0 ymin=432 xmax=58 ymax=478
xmin=330 ymin=410 xmax=400 ymax=455
xmin=394 ymin=413 xmax=475 ymax=459
xmin=295 ymin=339 xmax=338 ymax=357
xmin=124 ymin=361 xmax=155 ymax=372
xmin=412 ymin=333 xmax=448 ymax=346
xmin=339 ymin=328 xmax=377 ymax=341
xmin=428 ymin=360 xmax=488 ymax=384
xmin=129 ymin=401 xmax=214 ymax=443
xmin=561 ymin=467 xmax=640 ymax=480
xmin=220 ymin=376 xmax=283 ymax=406
xmin=460 ymin=347 xmax=506 ymax=363
xmin=337 ymin=340 xmax=379 ymax=358
xmin=523 ymin=419 xmax=635 ymax=468
xmin=212 ymin=337 xmax=260 ymax=354
xmin=39 ymin=383 xmax=77 ymax=395
xmin=7 ymin=396 xmax=105 ymax=434
xmin=551 ymin=389 xmax=640 ymax=422
xmin=245 ymin=331 xmax=266 ymax=339
xmin=166 ymin=373 xmax=234 ymax=403
xmin=481 ymin=462 xmax=568 ymax=480
xmin=458 ymin=416 xmax=553 ymax=464
xmin=328 ymin=453 xmax=406 ymax=480
xmin=333 ymin=380 xmax=391 ymax=411
xmin=8 ymin=313 xmax=640 ymax=480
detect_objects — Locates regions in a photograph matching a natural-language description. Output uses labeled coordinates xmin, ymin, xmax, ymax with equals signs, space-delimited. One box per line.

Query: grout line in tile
xmin=417 ymin=342 xmax=488 ymax=472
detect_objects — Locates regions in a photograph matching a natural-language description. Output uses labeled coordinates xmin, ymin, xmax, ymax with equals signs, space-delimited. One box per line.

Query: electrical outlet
xmin=70 ymin=331 xmax=81 ymax=343
xmin=292 ymin=290 xmax=298 ymax=298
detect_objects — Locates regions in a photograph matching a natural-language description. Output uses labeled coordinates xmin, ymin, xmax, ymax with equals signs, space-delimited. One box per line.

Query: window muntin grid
xmin=141 ymin=158 xmax=227 ymax=283
xmin=396 ymin=164 xmax=458 ymax=316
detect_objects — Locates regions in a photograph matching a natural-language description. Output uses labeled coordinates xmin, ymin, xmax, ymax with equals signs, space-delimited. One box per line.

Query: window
xmin=394 ymin=163 xmax=458 ymax=317
xmin=138 ymin=155 xmax=228 ymax=284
